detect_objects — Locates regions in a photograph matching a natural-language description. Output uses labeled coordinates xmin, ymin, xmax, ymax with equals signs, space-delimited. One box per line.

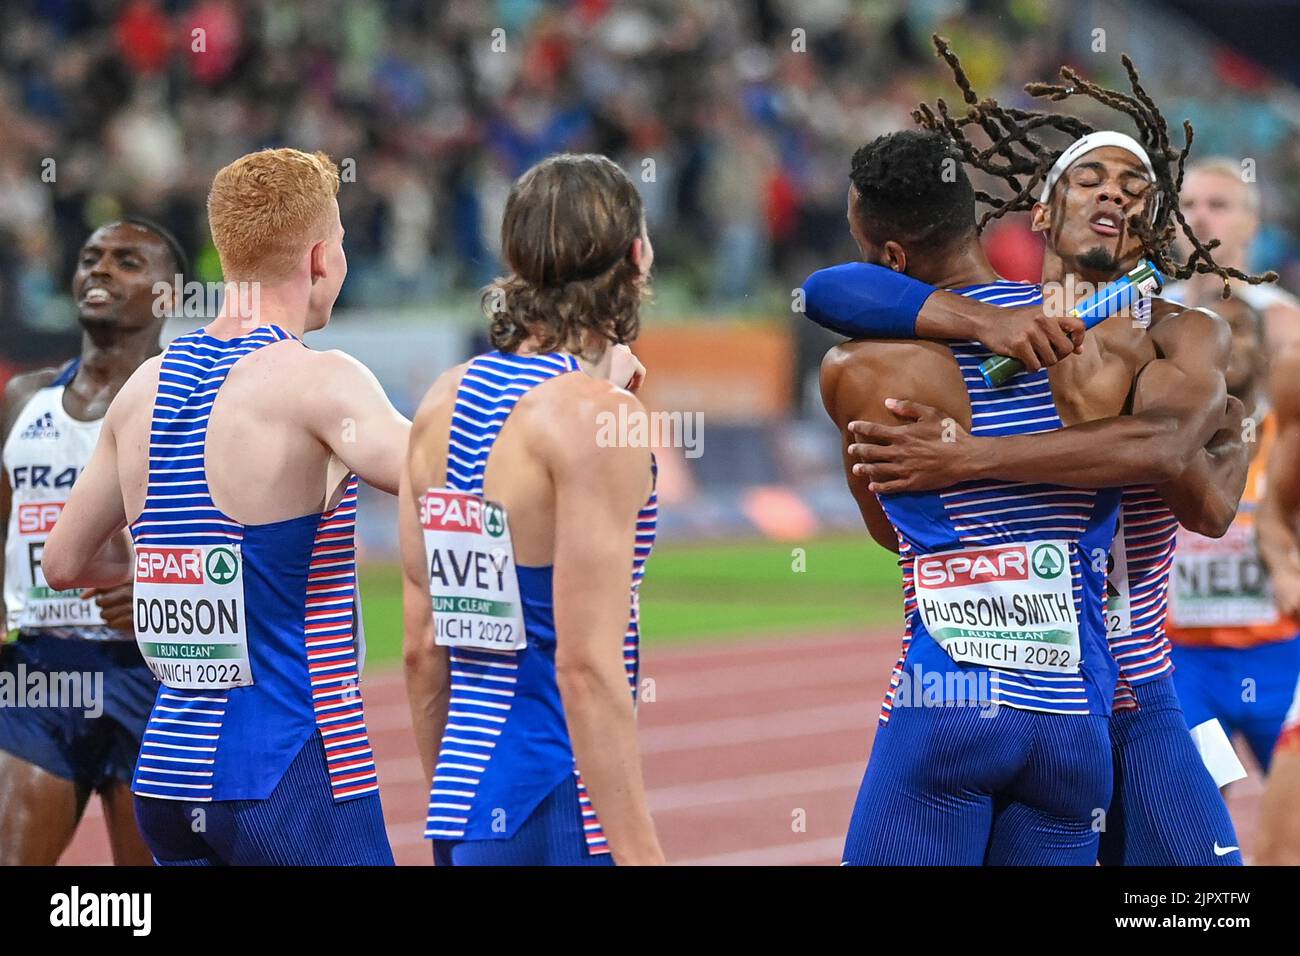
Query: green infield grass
xmin=358 ymin=534 xmax=901 ymax=666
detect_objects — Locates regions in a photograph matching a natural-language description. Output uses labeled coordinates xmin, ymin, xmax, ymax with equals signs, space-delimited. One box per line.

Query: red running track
xmin=57 ymin=628 xmax=1264 ymax=866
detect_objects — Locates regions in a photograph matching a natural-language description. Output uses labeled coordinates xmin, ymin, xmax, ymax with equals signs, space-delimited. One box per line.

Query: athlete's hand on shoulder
xmin=608 ymin=344 xmax=646 ymax=393
xmin=847 ymin=399 xmax=985 ymax=494
xmin=82 ymin=583 xmax=134 ymax=634
xmin=970 ymin=305 xmax=1084 ymax=372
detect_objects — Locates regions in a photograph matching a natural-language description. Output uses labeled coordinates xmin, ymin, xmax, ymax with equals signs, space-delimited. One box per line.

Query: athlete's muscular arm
xmin=819 ymin=347 xmax=900 ymax=553
xmin=1151 ymin=395 xmax=1248 ymax=538
xmin=41 ymin=398 xmax=132 ymax=592
xmin=849 ymin=306 xmax=1231 ymax=493
xmin=802 ymin=262 xmax=1084 ymax=371
xmin=820 ymin=340 xmax=970 ymax=553
xmin=398 ymin=453 xmax=450 ymax=787
xmin=1143 ymin=306 xmax=1244 ymax=534
xmin=300 ymin=350 xmax=411 ymax=496
xmin=549 ymin=385 xmax=663 ymax=866
xmin=1258 ymin=350 xmax=1300 ymax=617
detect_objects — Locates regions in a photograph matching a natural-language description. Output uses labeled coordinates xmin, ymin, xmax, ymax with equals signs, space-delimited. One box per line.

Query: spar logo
xmin=205 ymin=547 xmax=238 ymax=584
xmin=135 ymin=547 xmax=204 ymax=585
xmin=916 ymin=544 xmax=1030 ymax=589
xmin=1031 ymin=544 xmax=1066 ymax=580
xmin=484 ymin=503 xmax=506 ymax=538
xmin=421 ymin=490 xmax=485 ymax=533
xmin=17 ymin=501 xmax=63 ymax=534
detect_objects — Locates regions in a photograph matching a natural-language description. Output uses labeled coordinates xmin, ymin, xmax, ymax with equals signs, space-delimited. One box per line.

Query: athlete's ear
xmin=309 ymin=240 xmax=328 ymax=284
xmin=1030 ymin=201 xmax=1051 ymax=234
xmin=882 ymin=240 xmax=907 ymax=274
xmin=630 ymin=235 xmax=653 ymax=278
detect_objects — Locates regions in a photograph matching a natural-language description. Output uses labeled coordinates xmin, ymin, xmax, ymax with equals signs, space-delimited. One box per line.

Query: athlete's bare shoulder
xmin=522 ymin=368 xmax=651 ymax=475
xmin=1147 ymin=296 xmax=1230 ymax=360
xmin=229 ymin=336 xmax=370 ymax=380
xmin=237 ymin=339 xmax=391 ymax=423
xmin=529 ymin=365 xmax=644 ymax=425
xmin=1 ymin=366 xmax=63 ymax=440
xmin=821 ymin=338 xmax=968 ymax=428
xmin=822 ymin=337 xmax=951 ymax=376
xmin=230 ymin=334 xmax=317 ymax=380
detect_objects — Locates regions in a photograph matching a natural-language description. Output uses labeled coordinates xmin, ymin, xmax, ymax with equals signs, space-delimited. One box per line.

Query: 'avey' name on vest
xmin=132 ymin=544 xmax=252 ymax=689
xmin=421 ymin=489 xmax=528 ymax=652
xmin=428 ymin=548 xmax=508 ymax=592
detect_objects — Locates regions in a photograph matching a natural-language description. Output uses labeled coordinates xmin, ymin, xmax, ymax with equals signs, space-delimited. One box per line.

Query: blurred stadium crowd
xmin=2 ymin=0 xmax=1299 ymax=360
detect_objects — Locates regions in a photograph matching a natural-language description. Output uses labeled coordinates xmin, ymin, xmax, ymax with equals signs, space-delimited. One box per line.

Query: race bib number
xmin=914 ymin=540 xmax=1080 ymax=673
xmin=1106 ymin=517 xmax=1133 ymax=639
xmin=1170 ymin=523 xmax=1279 ymax=628
xmin=133 ymin=544 xmax=252 ymax=689
xmin=13 ymin=502 xmax=106 ymax=628
xmin=421 ymin=489 xmax=527 ymax=653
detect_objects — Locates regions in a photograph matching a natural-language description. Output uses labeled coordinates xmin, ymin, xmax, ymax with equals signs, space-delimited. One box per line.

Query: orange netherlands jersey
xmin=1167 ymin=412 xmax=1299 ymax=648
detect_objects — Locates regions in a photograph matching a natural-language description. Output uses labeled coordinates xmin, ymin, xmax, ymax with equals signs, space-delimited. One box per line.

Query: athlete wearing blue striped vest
xmin=401 ymin=154 xmax=664 ymax=866
xmin=817 ymin=124 xmax=1248 ymax=863
xmin=810 ymin=47 xmax=1270 ymax=865
xmin=43 ymin=148 xmax=409 ymax=865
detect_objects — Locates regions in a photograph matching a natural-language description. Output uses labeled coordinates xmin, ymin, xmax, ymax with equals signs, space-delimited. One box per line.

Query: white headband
xmin=1039 ymin=130 xmax=1157 ymax=204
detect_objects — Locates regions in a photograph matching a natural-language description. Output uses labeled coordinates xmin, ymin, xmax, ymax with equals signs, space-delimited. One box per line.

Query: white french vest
xmin=3 ymin=380 xmax=115 ymax=637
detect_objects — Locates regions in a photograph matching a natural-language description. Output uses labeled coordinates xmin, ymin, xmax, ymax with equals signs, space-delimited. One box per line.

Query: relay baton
xmin=979 ymin=259 xmax=1165 ymax=387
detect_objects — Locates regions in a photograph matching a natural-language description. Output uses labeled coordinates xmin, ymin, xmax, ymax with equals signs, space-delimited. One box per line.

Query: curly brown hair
xmin=484 ymin=153 xmax=647 ymax=357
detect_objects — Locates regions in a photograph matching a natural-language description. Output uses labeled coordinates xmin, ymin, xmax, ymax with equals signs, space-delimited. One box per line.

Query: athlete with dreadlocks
xmin=820 ymin=127 xmax=1120 ymax=866
xmin=812 ymin=38 xmax=1264 ymax=864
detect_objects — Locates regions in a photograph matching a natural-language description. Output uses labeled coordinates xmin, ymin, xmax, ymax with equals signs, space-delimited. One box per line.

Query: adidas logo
xmin=20 ymin=412 xmax=59 ymax=441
